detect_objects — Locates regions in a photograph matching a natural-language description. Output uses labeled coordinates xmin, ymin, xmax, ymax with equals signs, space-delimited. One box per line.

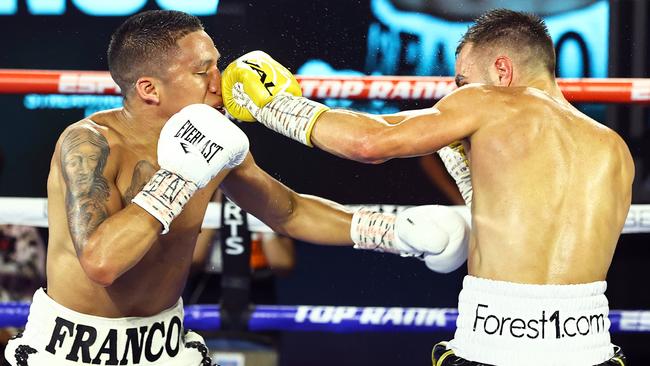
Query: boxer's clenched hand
xmin=156 ymin=104 xmax=248 ymax=187
xmin=221 ymin=50 xmax=302 ymax=122
xmin=132 ymin=104 xmax=249 ymax=233
xmin=351 ymin=205 xmax=469 ymax=273
xmin=221 ymin=50 xmax=329 ymax=146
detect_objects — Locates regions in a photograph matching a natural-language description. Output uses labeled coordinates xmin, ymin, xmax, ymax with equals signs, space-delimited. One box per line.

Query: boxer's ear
xmin=134 ymin=76 xmax=160 ymax=104
xmin=493 ymin=56 xmax=513 ymax=87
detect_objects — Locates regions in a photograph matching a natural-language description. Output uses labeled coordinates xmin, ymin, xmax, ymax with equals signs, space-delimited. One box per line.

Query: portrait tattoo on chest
xmin=60 ymin=127 xmax=110 ymax=255
xmin=123 ymin=160 xmax=156 ymax=205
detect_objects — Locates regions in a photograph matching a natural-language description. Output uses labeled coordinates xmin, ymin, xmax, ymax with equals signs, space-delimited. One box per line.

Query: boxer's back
xmin=468 ymin=86 xmax=634 ymax=284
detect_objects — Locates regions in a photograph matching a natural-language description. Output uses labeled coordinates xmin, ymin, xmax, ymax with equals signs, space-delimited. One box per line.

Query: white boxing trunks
xmin=449 ymin=275 xmax=614 ymax=366
xmin=4 ymin=289 xmax=212 ymax=366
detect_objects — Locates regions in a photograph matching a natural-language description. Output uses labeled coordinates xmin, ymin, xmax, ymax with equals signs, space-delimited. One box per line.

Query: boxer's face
xmin=455 ymin=43 xmax=503 ymax=88
xmin=158 ymin=30 xmax=222 ymax=116
xmin=455 ymin=43 xmax=483 ymax=88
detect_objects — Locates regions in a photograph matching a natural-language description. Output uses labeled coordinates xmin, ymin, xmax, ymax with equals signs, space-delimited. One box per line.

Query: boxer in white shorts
xmin=6 ymin=289 xmax=210 ymax=365
xmin=221 ymin=9 xmax=633 ymax=366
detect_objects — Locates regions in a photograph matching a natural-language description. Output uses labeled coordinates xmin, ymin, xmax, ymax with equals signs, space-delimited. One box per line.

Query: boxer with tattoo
xmin=5 ymin=10 xmax=468 ymax=366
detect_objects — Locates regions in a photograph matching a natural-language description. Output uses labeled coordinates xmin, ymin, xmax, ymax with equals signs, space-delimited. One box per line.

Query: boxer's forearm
xmin=78 ymin=204 xmax=161 ymax=286
xmin=277 ymin=193 xmax=353 ymax=246
xmin=311 ymin=95 xmax=480 ymax=163
xmin=311 ymin=110 xmax=394 ymax=164
xmin=311 ymin=109 xmax=443 ymax=163
xmin=221 ymin=154 xmax=353 ymax=245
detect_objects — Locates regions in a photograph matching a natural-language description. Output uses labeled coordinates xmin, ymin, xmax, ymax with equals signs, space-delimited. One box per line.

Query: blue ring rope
xmin=1 ymin=303 xmax=648 ymax=333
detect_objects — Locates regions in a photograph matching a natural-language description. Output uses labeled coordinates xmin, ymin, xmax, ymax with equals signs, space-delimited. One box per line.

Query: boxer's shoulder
xmin=440 ymin=83 xmax=517 ymax=113
xmin=57 ymin=111 xmax=122 ymax=147
xmin=448 ymin=84 xmax=546 ymax=105
xmin=445 ymin=83 xmax=491 ymax=101
xmin=58 ymin=110 xmax=128 ymax=159
xmin=82 ymin=108 xmax=124 ymax=143
xmin=52 ymin=113 xmax=125 ymax=184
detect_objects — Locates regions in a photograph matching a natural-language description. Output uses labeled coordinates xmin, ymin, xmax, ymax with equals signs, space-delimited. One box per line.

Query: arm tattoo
xmin=123 ymin=160 xmax=156 ymax=205
xmin=60 ymin=126 xmax=111 ymax=255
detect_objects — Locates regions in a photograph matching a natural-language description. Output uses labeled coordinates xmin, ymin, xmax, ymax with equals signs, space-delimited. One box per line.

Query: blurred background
xmin=0 ymin=0 xmax=648 ymax=365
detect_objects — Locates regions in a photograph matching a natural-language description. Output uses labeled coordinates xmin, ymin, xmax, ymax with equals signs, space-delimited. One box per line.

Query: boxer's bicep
xmin=312 ymin=92 xmax=481 ymax=163
xmin=311 ymin=109 xmax=391 ymax=162
xmin=59 ymin=126 xmax=113 ymax=256
xmin=379 ymin=108 xmax=435 ymax=124
xmin=388 ymin=107 xmax=478 ymax=157
xmin=380 ymin=87 xmax=483 ymax=157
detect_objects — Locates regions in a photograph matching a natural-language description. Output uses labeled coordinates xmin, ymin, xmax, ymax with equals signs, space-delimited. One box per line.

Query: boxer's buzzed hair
xmin=107 ymin=10 xmax=203 ymax=96
xmin=457 ymin=9 xmax=556 ymax=75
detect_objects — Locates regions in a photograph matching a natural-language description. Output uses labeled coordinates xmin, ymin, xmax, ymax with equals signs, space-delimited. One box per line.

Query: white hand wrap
xmin=232 ymin=86 xmax=329 ymax=146
xmin=350 ymin=208 xmax=412 ymax=255
xmin=351 ymin=205 xmax=469 ymax=272
xmin=131 ymin=170 xmax=197 ymax=234
xmin=398 ymin=205 xmax=469 ymax=273
xmin=437 ymin=141 xmax=472 ymax=206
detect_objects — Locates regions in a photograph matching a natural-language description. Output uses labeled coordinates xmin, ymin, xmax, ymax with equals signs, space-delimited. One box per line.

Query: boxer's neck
xmin=118 ymin=100 xmax=166 ymax=147
xmin=523 ymin=73 xmax=567 ymax=104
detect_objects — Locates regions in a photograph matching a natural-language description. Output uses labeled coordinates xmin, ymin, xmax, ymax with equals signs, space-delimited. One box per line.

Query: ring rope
xmin=0 ymin=302 xmax=647 ymax=333
xmin=0 ymin=69 xmax=649 ymax=103
xmin=0 ymin=197 xmax=648 ymax=234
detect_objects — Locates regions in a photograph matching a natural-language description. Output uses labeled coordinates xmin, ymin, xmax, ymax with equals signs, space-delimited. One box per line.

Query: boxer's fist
xmin=158 ymin=104 xmax=249 ymax=188
xmin=132 ymin=104 xmax=249 ymax=234
xmin=222 ymin=50 xmax=302 ymax=122
xmin=351 ymin=205 xmax=469 ymax=273
xmin=222 ymin=51 xmax=329 ymax=146
xmin=396 ymin=205 xmax=469 ymax=273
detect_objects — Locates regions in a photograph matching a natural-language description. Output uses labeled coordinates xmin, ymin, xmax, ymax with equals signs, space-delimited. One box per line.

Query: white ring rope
xmin=0 ymin=197 xmax=647 ymax=234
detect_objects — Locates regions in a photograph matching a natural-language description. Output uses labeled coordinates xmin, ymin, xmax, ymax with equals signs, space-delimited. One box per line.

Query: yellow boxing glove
xmin=222 ymin=50 xmax=302 ymax=122
xmin=221 ymin=51 xmax=329 ymax=146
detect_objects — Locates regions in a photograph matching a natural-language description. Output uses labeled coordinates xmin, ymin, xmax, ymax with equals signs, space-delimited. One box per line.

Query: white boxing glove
xmin=132 ymin=104 xmax=249 ymax=234
xmin=351 ymin=205 xmax=469 ymax=273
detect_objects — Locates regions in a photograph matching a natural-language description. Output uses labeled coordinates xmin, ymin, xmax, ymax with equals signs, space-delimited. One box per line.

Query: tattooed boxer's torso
xmin=46 ymin=109 xmax=223 ymax=317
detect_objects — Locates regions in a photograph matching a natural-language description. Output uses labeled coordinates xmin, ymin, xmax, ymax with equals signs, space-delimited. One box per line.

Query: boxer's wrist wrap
xmin=258 ymin=94 xmax=328 ymax=147
xmin=350 ymin=208 xmax=402 ymax=254
xmin=233 ymin=82 xmax=329 ymax=146
xmin=131 ymin=169 xmax=198 ymax=234
xmin=438 ymin=141 xmax=473 ymax=206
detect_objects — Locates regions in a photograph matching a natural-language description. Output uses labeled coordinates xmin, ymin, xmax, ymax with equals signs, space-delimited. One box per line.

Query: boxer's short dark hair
xmin=107 ymin=10 xmax=203 ymax=96
xmin=457 ymin=9 xmax=555 ymax=75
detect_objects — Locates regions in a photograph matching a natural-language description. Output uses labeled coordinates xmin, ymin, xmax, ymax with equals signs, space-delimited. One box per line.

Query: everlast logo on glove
xmin=174 ymin=120 xmax=224 ymax=163
xmin=45 ymin=315 xmax=183 ymax=364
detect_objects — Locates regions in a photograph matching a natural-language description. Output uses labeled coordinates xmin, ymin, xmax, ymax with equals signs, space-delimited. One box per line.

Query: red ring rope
xmin=0 ymin=69 xmax=648 ymax=103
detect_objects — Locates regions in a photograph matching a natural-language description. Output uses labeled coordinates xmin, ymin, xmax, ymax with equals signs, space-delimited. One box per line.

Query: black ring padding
xmin=219 ymin=195 xmax=253 ymax=332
